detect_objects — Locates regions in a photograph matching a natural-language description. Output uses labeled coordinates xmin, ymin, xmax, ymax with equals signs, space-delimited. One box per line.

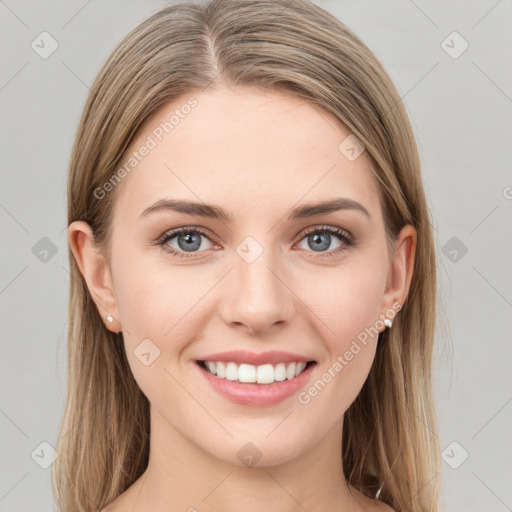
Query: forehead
xmin=112 ymin=86 xmax=381 ymax=223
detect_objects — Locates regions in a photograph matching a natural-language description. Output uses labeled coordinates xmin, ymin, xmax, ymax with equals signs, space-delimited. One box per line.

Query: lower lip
xmin=195 ymin=362 xmax=316 ymax=406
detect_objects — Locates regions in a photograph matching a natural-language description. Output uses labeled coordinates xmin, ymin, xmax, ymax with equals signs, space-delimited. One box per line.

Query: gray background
xmin=1 ymin=1 xmax=511 ymax=511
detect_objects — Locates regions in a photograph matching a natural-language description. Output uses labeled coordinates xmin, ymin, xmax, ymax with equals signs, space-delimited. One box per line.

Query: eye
xmin=295 ymin=225 xmax=355 ymax=258
xmin=157 ymin=227 xmax=218 ymax=259
xmin=157 ymin=225 xmax=355 ymax=260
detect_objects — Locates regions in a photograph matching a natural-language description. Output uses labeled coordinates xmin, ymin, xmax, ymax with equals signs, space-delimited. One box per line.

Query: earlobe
xmin=67 ymin=221 xmax=121 ymax=333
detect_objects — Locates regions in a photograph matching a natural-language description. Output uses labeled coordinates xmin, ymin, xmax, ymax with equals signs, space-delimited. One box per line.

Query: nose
xmin=219 ymin=248 xmax=295 ymax=336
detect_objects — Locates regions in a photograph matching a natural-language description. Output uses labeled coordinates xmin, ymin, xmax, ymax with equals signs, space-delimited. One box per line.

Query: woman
xmin=53 ymin=0 xmax=442 ymax=510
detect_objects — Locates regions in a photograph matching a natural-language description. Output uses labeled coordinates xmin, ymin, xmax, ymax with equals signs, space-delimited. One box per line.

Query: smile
xmin=198 ymin=360 xmax=315 ymax=384
xmin=195 ymin=358 xmax=317 ymax=406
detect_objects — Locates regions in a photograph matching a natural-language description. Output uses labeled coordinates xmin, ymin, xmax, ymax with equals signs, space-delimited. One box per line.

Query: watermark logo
xmin=441 ymin=31 xmax=469 ymax=59
xmin=134 ymin=338 xmax=161 ymax=366
xmin=32 ymin=237 xmax=58 ymax=263
xmin=442 ymin=236 xmax=468 ymax=263
xmin=31 ymin=441 xmax=58 ymax=469
xmin=237 ymin=442 xmax=262 ymax=467
xmin=31 ymin=31 xmax=59 ymax=59
xmin=338 ymin=134 xmax=365 ymax=162
xmin=236 ymin=236 xmax=264 ymax=264
xmin=442 ymin=441 xmax=469 ymax=469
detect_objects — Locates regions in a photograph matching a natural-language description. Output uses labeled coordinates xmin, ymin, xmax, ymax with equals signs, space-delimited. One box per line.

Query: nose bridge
xmin=221 ymin=234 xmax=294 ymax=334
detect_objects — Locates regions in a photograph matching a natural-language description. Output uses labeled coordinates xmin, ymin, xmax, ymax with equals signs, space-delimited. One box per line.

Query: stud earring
xmin=106 ymin=314 xmax=114 ymax=323
xmin=384 ymin=318 xmax=392 ymax=328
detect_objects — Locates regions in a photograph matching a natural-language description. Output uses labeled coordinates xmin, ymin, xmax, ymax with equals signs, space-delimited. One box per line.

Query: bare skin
xmin=101 ymin=474 xmax=395 ymax=512
xmin=69 ymin=85 xmax=413 ymax=512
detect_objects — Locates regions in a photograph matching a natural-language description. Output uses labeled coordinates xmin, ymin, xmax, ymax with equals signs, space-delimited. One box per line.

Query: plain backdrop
xmin=1 ymin=1 xmax=511 ymax=511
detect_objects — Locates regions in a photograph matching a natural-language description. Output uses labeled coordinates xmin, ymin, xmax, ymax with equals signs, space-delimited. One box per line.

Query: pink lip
xmin=197 ymin=350 xmax=315 ymax=366
xmin=195 ymin=361 xmax=317 ymax=407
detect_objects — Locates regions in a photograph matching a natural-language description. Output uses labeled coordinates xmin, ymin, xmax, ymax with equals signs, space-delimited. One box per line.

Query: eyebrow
xmin=139 ymin=197 xmax=371 ymax=222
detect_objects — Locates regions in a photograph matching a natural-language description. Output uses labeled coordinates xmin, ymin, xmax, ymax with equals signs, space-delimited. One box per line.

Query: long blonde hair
xmin=53 ymin=1 xmax=443 ymax=510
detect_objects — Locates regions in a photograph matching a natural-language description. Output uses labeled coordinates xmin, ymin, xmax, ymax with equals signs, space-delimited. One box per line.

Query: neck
xmin=123 ymin=406 xmax=363 ymax=512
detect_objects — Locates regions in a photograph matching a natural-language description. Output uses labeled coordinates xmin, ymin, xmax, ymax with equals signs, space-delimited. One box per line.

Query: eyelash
xmin=156 ymin=225 xmax=355 ymax=260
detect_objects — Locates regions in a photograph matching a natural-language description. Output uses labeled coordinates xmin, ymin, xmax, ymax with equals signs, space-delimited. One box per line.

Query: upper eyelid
xmin=159 ymin=226 xmax=215 ymax=243
xmin=302 ymin=225 xmax=352 ymax=239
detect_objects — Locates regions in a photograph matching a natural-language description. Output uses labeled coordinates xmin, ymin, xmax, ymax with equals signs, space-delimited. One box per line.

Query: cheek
xmin=112 ymin=244 xmax=207 ymax=339
xmin=110 ymin=255 xmax=200 ymax=406
xmin=111 ymin=250 xmax=216 ymax=396
xmin=295 ymin=262 xmax=385 ymax=406
xmin=303 ymin=261 xmax=386 ymax=348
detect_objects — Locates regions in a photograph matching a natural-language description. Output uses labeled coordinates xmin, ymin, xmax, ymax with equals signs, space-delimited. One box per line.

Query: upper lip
xmin=197 ymin=350 xmax=316 ymax=366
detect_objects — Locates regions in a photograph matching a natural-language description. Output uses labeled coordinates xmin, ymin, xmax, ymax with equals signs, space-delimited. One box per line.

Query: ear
xmin=380 ymin=224 xmax=417 ymax=328
xmin=68 ymin=221 xmax=121 ymax=333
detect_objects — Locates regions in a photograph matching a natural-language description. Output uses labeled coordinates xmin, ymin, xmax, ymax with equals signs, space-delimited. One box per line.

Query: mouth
xmin=196 ymin=359 xmax=317 ymax=385
xmin=194 ymin=357 xmax=318 ymax=407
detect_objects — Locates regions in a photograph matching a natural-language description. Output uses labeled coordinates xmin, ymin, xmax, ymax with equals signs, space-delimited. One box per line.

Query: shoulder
xmin=98 ymin=493 xmax=128 ymax=512
xmin=99 ymin=502 xmax=123 ymax=512
xmin=98 ymin=474 xmax=146 ymax=511
xmin=99 ymin=505 xmax=115 ymax=512
xmin=375 ymin=502 xmax=396 ymax=512
xmin=99 ymin=497 xmax=129 ymax=512
xmin=350 ymin=486 xmax=396 ymax=512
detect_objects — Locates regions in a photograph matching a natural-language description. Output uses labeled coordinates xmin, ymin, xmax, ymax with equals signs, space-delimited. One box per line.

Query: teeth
xmin=225 ymin=362 xmax=238 ymax=381
xmin=201 ymin=360 xmax=308 ymax=384
xmin=240 ymin=363 xmax=256 ymax=383
xmin=287 ymin=362 xmax=296 ymax=380
xmin=216 ymin=361 xmax=226 ymax=379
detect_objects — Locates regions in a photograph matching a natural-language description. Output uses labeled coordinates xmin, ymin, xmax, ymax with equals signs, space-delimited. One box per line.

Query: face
xmin=72 ymin=85 xmax=414 ymax=468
